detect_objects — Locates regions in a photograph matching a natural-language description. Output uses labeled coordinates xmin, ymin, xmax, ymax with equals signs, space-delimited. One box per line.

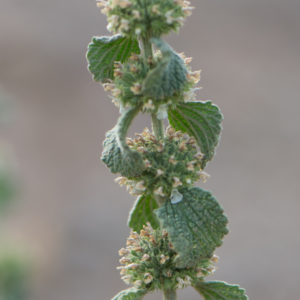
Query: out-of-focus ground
xmin=0 ymin=0 xmax=299 ymax=299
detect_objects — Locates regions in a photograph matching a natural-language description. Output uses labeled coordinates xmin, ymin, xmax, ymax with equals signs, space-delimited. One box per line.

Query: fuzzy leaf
xmin=155 ymin=187 xmax=228 ymax=268
xmin=87 ymin=34 xmax=140 ymax=83
xmin=142 ymin=38 xmax=187 ymax=99
xmin=168 ymin=101 xmax=223 ymax=168
xmin=128 ymin=193 xmax=159 ymax=232
xmin=194 ymin=281 xmax=248 ymax=300
xmin=111 ymin=288 xmax=148 ymax=300
xmin=101 ymin=105 xmax=144 ymax=177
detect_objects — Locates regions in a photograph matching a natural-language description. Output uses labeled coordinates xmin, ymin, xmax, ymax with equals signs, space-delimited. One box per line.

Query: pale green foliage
xmin=194 ymin=281 xmax=248 ymax=300
xmin=87 ymin=1 xmax=248 ymax=299
xmin=101 ymin=105 xmax=144 ymax=177
xmin=128 ymin=193 xmax=159 ymax=231
xmin=168 ymin=101 xmax=223 ymax=168
xmin=142 ymin=38 xmax=187 ymax=99
xmin=111 ymin=287 xmax=148 ymax=300
xmin=87 ymin=35 xmax=140 ymax=82
xmin=155 ymin=187 xmax=228 ymax=269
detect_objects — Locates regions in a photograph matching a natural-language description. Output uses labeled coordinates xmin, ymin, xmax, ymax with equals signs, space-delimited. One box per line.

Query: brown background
xmin=0 ymin=0 xmax=300 ymax=299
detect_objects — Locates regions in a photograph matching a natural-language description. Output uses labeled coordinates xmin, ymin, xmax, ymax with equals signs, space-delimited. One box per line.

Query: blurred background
xmin=0 ymin=0 xmax=300 ymax=299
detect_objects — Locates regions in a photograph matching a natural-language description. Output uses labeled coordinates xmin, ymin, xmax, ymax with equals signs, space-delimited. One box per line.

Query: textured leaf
xmin=194 ymin=281 xmax=248 ymax=300
xmin=111 ymin=288 xmax=148 ymax=300
xmin=101 ymin=125 xmax=123 ymax=174
xmin=142 ymin=38 xmax=187 ymax=99
xmin=101 ymin=104 xmax=144 ymax=177
xmin=128 ymin=193 xmax=159 ymax=232
xmin=87 ymin=34 xmax=140 ymax=83
xmin=155 ymin=187 xmax=228 ymax=268
xmin=168 ymin=101 xmax=223 ymax=168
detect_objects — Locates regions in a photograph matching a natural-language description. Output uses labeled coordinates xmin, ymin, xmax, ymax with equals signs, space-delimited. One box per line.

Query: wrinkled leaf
xmin=155 ymin=187 xmax=228 ymax=268
xmin=142 ymin=38 xmax=187 ymax=99
xmin=112 ymin=288 xmax=148 ymax=300
xmin=128 ymin=193 xmax=159 ymax=232
xmin=101 ymin=104 xmax=144 ymax=177
xmin=168 ymin=101 xmax=223 ymax=168
xmin=87 ymin=34 xmax=140 ymax=83
xmin=194 ymin=281 xmax=248 ymax=300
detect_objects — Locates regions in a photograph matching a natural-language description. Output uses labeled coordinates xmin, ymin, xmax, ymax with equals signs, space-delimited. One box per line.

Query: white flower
xmin=156 ymin=104 xmax=168 ymax=120
xmin=165 ymin=10 xmax=174 ymax=24
xmin=154 ymin=186 xmax=165 ymax=196
xmin=170 ymin=189 xmax=183 ymax=204
xmin=133 ymin=280 xmax=143 ymax=288
xmin=107 ymin=15 xmax=119 ymax=31
xmin=172 ymin=177 xmax=183 ymax=188
xmin=132 ymin=10 xmax=141 ymax=19
xmin=144 ymin=99 xmax=155 ymax=110
xmin=119 ymin=18 xmax=130 ymax=32
xmin=119 ymin=0 xmax=132 ymax=9
xmin=197 ymin=171 xmax=210 ymax=183
xmin=135 ymin=28 xmax=142 ymax=35
xmin=160 ymin=254 xmax=170 ymax=264
xmin=144 ymin=273 xmax=153 ymax=284
xmin=156 ymin=169 xmax=164 ymax=176
xmin=121 ymin=275 xmax=133 ymax=285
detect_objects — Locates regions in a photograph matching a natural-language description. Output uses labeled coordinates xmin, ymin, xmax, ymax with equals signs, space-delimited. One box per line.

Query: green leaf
xmin=101 ymin=104 xmax=144 ymax=177
xmin=111 ymin=288 xmax=148 ymax=300
xmin=168 ymin=101 xmax=223 ymax=168
xmin=155 ymin=187 xmax=228 ymax=268
xmin=194 ymin=281 xmax=248 ymax=300
xmin=142 ymin=38 xmax=187 ymax=99
xmin=128 ymin=193 xmax=159 ymax=232
xmin=87 ymin=34 xmax=141 ymax=83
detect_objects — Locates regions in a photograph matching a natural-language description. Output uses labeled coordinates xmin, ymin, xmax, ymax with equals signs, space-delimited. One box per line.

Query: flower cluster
xmin=97 ymin=0 xmax=194 ymax=37
xmin=115 ymin=126 xmax=210 ymax=198
xmin=103 ymin=52 xmax=201 ymax=119
xmin=117 ymin=223 xmax=218 ymax=291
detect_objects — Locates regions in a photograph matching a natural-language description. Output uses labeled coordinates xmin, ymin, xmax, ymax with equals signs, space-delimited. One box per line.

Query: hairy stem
xmin=151 ymin=113 xmax=164 ymax=140
xmin=164 ymin=289 xmax=177 ymax=300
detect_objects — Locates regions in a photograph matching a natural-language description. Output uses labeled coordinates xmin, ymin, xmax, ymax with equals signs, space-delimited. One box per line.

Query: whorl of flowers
xmin=103 ymin=51 xmax=201 ymax=118
xmin=97 ymin=0 xmax=194 ymax=37
xmin=117 ymin=223 xmax=218 ymax=291
xmin=115 ymin=126 xmax=210 ymax=198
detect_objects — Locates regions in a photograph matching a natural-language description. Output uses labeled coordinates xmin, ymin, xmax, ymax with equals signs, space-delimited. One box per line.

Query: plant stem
xmin=164 ymin=289 xmax=177 ymax=300
xmin=151 ymin=113 xmax=164 ymax=140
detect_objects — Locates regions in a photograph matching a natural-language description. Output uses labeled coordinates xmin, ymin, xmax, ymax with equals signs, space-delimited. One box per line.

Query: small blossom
xmin=126 ymin=238 xmax=139 ymax=246
xmin=149 ymin=134 xmax=158 ymax=144
xmin=112 ymin=99 xmax=125 ymax=114
xmin=101 ymin=6 xmax=112 ymax=14
xmin=130 ymin=82 xmax=142 ymax=95
xmin=135 ymin=133 xmax=146 ymax=143
xmin=119 ymin=257 xmax=131 ymax=264
xmin=119 ymin=18 xmax=130 ymax=32
xmin=113 ymin=68 xmax=123 ymax=77
xmin=152 ymin=4 xmax=161 ymax=14
xmin=128 ymin=263 xmax=140 ymax=269
xmin=137 ymin=147 xmax=148 ymax=154
xmin=133 ymin=246 xmax=143 ymax=252
xmin=169 ymin=155 xmax=177 ymax=164
xmin=154 ymin=186 xmax=165 ymax=196
xmin=129 ymin=53 xmax=140 ymax=61
xmin=156 ymin=169 xmax=164 ymax=176
xmin=171 ymin=189 xmax=183 ymax=204
xmin=135 ymin=180 xmax=146 ymax=191
xmin=182 ymin=7 xmax=193 ymax=16
xmin=102 ymin=82 xmax=115 ymax=91
xmin=211 ymin=254 xmax=219 ymax=263
xmin=144 ymin=273 xmax=153 ymax=284
xmin=129 ymin=64 xmax=138 ymax=73
xmin=142 ymin=254 xmax=150 ymax=261
xmin=184 ymin=57 xmax=193 ymax=64
xmin=119 ymin=0 xmax=132 ymax=9
xmin=183 ymin=275 xmax=192 ymax=285
xmin=172 ymin=177 xmax=183 ymax=188
xmin=194 ymin=152 xmax=204 ymax=160
xmin=175 ymin=131 xmax=183 ymax=138
xmin=144 ymin=159 xmax=152 ymax=169
xmin=176 ymin=277 xmax=185 ymax=289
xmin=156 ymin=142 xmax=164 ymax=152
xmin=197 ymin=171 xmax=210 ymax=183
xmin=196 ymin=267 xmax=204 ymax=277
xmin=186 ymin=137 xmax=196 ymax=145
xmin=96 ymin=1 xmax=106 ymax=8
xmin=121 ymin=275 xmax=133 ymax=285
xmin=160 ymin=254 xmax=169 ymax=264
xmin=207 ymin=266 xmax=218 ymax=274
xmin=176 ymin=17 xmax=185 ymax=26
xmin=186 ymin=178 xmax=192 ymax=184
xmin=115 ymin=176 xmax=127 ymax=186
xmin=111 ymin=88 xmax=122 ymax=97
xmin=186 ymin=160 xmax=197 ymax=171
xmin=179 ymin=140 xmax=187 ymax=151
xmin=134 ymin=280 xmax=143 ymax=288
xmin=145 ymin=222 xmax=154 ymax=232
xmin=120 ymin=268 xmax=127 ymax=275
xmin=187 ymin=70 xmax=201 ymax=83
xmin=126 ymin=138 xmax=134 ymax=146
xmin=162 ymin=230 xmax=168 ymax=238
xmin=140 ymin=230 xmax=150 ymax=237
xmin=132 ymin=9 xmax=141 ymax=19
xmin=166 ymin=270 xmax=172 ymax=277
xmin=107 ymin=15 xmax=119 ymax=31
xmin=165 ymin=10 xmax=174 ymax=24
xmin=144 ymin=99 xmax=155 ymax=110
xmin=118 ymin=248 xmax=130 ymax=256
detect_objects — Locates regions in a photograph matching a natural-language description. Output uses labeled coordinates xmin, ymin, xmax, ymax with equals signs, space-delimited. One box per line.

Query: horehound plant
xmin=86 ymin=1 xmax=248 ymax=300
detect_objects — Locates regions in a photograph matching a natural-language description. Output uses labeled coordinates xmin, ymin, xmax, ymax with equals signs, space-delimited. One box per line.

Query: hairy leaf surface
xmin=128 ymin=193 xmax=159 ymax=232
xmin=101 ymin=105 xmax=144 ymax=177
xmin=168 ymin=101 xmax=223 ymax=168
xmin=87 ymin=34 xmax=140 ymax=82
xmin=194 ymin=281 xmax=248 ymax=300
xmin=155 ymin=187 xmax=228 ymax=268
xmin=112 ymin=288 xmax=148 ymax=300
xmin=142 ymin=38 xmax=187 ymax=99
